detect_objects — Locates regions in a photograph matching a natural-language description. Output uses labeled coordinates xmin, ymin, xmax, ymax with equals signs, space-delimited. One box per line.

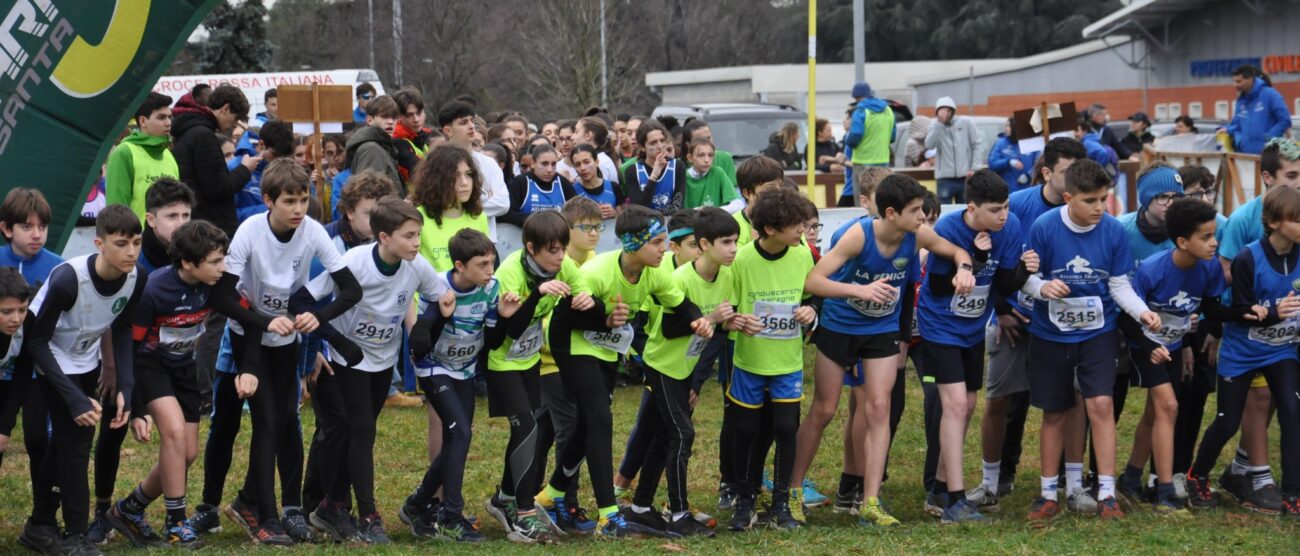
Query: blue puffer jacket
xmin=987 ymin=134 xmax=1038 ymax=191
xmin=1226 ymin=77 xmax=1292 ymax=154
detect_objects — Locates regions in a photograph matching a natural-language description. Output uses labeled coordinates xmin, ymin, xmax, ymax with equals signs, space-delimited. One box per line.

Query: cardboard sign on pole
xmin=278 ymin=84 xmax=354 ymax=214
xmin=1011 ymin=101 xmax=1077 ymax=154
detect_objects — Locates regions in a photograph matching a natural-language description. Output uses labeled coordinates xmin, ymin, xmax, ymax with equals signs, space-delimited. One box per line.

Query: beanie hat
xmin=1138 ymin=165 xmax=1184 ymax=209
xmin=935 ymin=97 xmax=957 ymax=113
xmin=851 ymin=81 xmax=873 ymax=99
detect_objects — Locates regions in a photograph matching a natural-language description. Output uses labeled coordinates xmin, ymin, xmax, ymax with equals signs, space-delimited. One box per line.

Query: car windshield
xmin=707 ymin=117 xmax=807 ymax=160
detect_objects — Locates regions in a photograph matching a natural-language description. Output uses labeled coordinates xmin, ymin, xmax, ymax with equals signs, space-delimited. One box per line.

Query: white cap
xmin=935 ymin=96 xmax=957 ymax=112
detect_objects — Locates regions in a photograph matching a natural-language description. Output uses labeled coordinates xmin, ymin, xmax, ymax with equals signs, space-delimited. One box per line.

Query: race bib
xmin=585 ymin=323 xmax=635 ymax=354
xmin=1016 ymin=290 xmax=1035 ymax=311
xmin=1142 ymin=312 xmax=1191 ymax=346
xmin=1248 ymin=317 xmax=1299 ymax=347
xmin=847 ymin=295 xmax=899 ymax=318
xmin=505 ymin=321 xmax=544 ymax=361
xmin=258 ymin=283 xmax=291 ymax=316
xmin=433 ymin=329 xmax=484 ymax=365
xmin=949 ymin=284 xmax=991 ymax=318
xmin=352 ymin=314 xmax=400 ymax=348
xmin=159 ymin=323 xmax=205 ymax=354
xmin=754 ymin=300 xmax=800 ymax=340
xmin=686 ymin=333 xmax=709 ymax=357
xmin=1047 ymin=296 xmax=1104 ymax=332
xmin=72 ymin=330 xmax=101 ymax=354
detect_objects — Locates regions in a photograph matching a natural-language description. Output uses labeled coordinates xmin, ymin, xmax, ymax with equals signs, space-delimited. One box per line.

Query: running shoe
xmin=398 ymin=496 xmax=438 ymax=539
xmin=60 ymin=533 xmax=104 ymax=556
xmin=858 ymin=497 xmax=900 ymax=527
xmin=1026 ymin=497 xmax=1060 ymax=525
xmin=1152 ymin=500 xmax=1192 ymax=518
xmin=1241 ymin=483 xmax=1283 ymax=515
xmin=309 ymin=503 xmax=360 ymax=543
xmin=661 ymin=504 xmax=717 ymax=529
xmin=667 ymin=513 xmax=716 ymax=538
xmin=222 ymin=498 xmax=259 ymax=542
xmin=965 ymin=484 xmax=1001 ymax=513
xmin=940 ymin=499 xmax=989 ymax=524
xmin=251 ymin=517 xmax=294 ymax=547
xmin=833 ymin=489 xmax=860 ymax=514
xmin=802 ymin=478 xmax=829 ymax=507
xmin=437 ymin=510 xmax=487 ymax=543
xmin=189 ymin=504 xmax=223 ymax=535
xmin=767 ymin=500 xmax=802 ymax=530
xmin=1097 ymin=496 xmax=1124 ymax=519
xmin=924 ymin=491 xmax=948 ymax=517
xmin=1217 ymin=469 xmax=1251 ymax=505
xmin=357 ymin=513 xmax=390 ymax=545
xmin=165 ymin=519 xmax=204 ymax=549
xmin=104 ymin=503 xmax=164 ymax=547
xmin=485 ymin=494 xmax=519 ymax=535
xmin=281 ymin=507 xmax=315 ymax=544
xmin=1117 ymin=475 xmax=1145 ymax=507
xmin=728 ymin=496 xmax=757 ymax=532
xmin=1185 ymin=473 xmax=1218 ymax=509
xmin=717 ymin=483 xmax=737 ymax=511
xmin=1066 ymin=490 xmax=1098 ymax=514
xmin=621 ymin=506 xmax=675 ymax=538
xmin=1282 ymin=494 xmax=1300 ymax=520
xmin=17 ymin=520 xmax=65 ymax=555
xmin=510 ymin=510 xmax=555 ymax=544
xmin=85 ymin=512 xmax=113 ymax=545
xmin=789 ymin=489 xmax=807 ymax=525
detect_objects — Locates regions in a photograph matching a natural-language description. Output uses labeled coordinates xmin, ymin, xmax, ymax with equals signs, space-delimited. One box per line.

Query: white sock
xmin=1231 ymin=448 xmax=1250 ymax=474
xmin=1041 ymin=476 xmax=1059 ymax=502
xmin=1097 ymin=475 xmax=1116 ymax=500
xmin=1065 ymin=462 xmax=1084 ymax=495
xmin=1147 ymin=474 xmax=1157 ymax=489
xmin=630 ymin=504 xmax=652 ymax=514
xmin=982 ymin=460 xmax=1001 ymax=495
xmin=1249 ymin=465 xmax=1276 ymax=489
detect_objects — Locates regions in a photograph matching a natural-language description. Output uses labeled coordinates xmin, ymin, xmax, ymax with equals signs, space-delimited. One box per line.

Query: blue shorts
xmin=726 ymin=367 xmax=804 ymax=408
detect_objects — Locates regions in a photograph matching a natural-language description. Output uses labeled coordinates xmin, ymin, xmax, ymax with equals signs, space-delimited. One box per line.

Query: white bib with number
xmin=585 ymin=323 xmax=635 ymax=354
xmin=755 ymin=300 xmax=800 ymax=340
xmin=1143 ymin=312 xmax=1192 ymax=346
xmin=847 ymin=295 xmax=898 ymax=318
xmin=1016 ymin=290 xmax=1035 ymax=311
xmin=686 ymin=333 xmax=709 ymax=357
xmin=949 ymin=284 xmax=991 ymax=318
xmin=159 ymin=323 xmax=206 ymax=354
xmin=351 ymin=313 xmax=401 ymax=349
xmin=433 ymin=328 xmax=484 ymax=365
xmin=506 ymin=321 xmax=545 ymax=361
xmin=1048 ymin=296 xmax=1104 ymax=332
xmin=1248 ymin=317 xmax=1299 ymax=347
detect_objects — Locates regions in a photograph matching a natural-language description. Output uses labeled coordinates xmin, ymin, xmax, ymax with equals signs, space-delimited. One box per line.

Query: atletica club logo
xmin=1052 ymin=255 xmax=1109 ymax=283
xmin=892 ymin=257 xmax=909 ymax=271
xmin=1291 ymin=278 xmax=1300 ymax=291
xmin=1168 ymin=291 xmax=1196 ymax=312
xmin=111 ymin=296 xmax=127 ymax=314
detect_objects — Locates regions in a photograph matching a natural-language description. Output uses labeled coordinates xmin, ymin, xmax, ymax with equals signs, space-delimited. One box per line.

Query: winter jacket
xmin=104 ymin=130 xmax=178 ymax=221
xmin=1120 ymin=130 xmax=1155 ymax=159
xmin=925 ymin=115 xmax=983 ymax=179
xmin=391 ymin=121 xmax=429 ymax=193
xmin=809 ymin=139 xmax=842 ymax=172
xmin=345 ymin=125 xmax=402 ymax=192
xmin=1081 ymin=132 xmax=1119 ymax=178
xmin=904 ymin=116 xmax=933 ymax=166
xmin=170 ymin=93 xmax=253 ymax=237
xmin=987 ymin=133 xmax=1037 ymax=191
xmin=762 ymin=132 xmax=803 ymax=170
xmin=1226 ymin=77 xmax=1292 ymax=154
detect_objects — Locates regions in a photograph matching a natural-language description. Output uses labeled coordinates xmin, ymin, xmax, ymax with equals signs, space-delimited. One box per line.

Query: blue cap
xmin=1138 ymin=165 xmax=1184 ymax=209
xmin=851 ymin=81 xmax=873 ymax=99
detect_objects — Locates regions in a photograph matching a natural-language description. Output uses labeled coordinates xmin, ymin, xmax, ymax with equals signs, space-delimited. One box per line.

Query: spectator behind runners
xmin=1174 ymin=116 xmax=1199 ymax=136
xmin=106 ymin=92 xmax=179 ymax=222
xmin=255 ymin=89 xmax=278 ymax=127
xmin=1223 ymin=64 xmax=1292 ymax=154
xmin=352 ymin=82 xmax=376 ymax=126
xmin=1085 ymin=104 xmax=1134 ymax=161
xmin=926 ymin=96 xmax=983 ymax=204
xmin=345 ymin=95 xmax=403 ymax=197
xmin=437 ymin=100 xmax=509 ymax=240
xmin=138 ymin=178 xmax=196 ymax=275
xmin=171 ymin=84 xmax=260 ymax=239
xmin=844 ymin=81 xmax=896 ymax=206
xmin=809 ymin=118 xmax=845 ymax=174
xmin=762 ymin=122 xmax=803 ymax=170
xmin=1122 ymin=112 xmax=1156 ymax=158
xmin=392 ymin=87 xmax=431 ymax=186
xmin=988 ymin=118 xmax=1037 ymax=192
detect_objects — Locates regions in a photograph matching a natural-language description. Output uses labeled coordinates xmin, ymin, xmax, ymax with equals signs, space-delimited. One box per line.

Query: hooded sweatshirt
xmin=105 ymin=131 xmax=179 ymax=222
xmin=392 ymin=121 xmax=429 ymax=186
xmin=1226 ymin=77 xmax=1292 ymax=154
xmin=170 ymin=93 xmax=253 ymax=237
xmin=345 ymin=125 xmax=403 ymax=196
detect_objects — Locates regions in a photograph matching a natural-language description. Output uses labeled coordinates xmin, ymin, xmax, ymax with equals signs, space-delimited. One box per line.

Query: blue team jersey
xmin=1117 ymin=211 xmax=1173 ymax=270
xmin=1133 ymin=250 xmax=1226 ymax=350
xmin=820 ymin=217 xmax=920 ymax=336
xmin=576 ymin=179 xmax=618 ymax=206
xmin=0 ymin=245 xmax=62 ymax=286
xmin=521 ymin=176 xmax=567 ymax=215
xmin=635 ymin=159 xmax=678 ymax=212
xmin=1219 ymin=241 xmax=1300 ymax=377
xmin=1218 ymin=195 xmax=1263 ymax=264
xmin=1006 ymin=186 xmax=1062 ymax=315
xmin=918 ymin=210 xmax=1022 ymax=347
xmin=1027 ymin=208 xmax=1134 ymax=343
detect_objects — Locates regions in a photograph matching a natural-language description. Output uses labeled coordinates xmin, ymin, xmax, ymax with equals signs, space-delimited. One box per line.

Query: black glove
xmin=409 ymin=325 xmax=434 ymax=361
xmin=330 ymin=336 xmax=365 ymax=368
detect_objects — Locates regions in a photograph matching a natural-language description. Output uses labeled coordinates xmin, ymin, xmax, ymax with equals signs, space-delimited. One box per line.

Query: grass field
xmin=1 ymin=351 xmax=1297 ymax=555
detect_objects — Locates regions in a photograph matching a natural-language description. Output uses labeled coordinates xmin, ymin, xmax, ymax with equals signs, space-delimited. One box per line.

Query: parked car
xmin=651 ymin=103 xmax=808 ymax=162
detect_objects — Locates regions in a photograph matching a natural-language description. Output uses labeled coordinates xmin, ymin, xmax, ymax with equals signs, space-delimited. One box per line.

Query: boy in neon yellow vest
xmin=106 ymin=92 xmax=179 ymax=223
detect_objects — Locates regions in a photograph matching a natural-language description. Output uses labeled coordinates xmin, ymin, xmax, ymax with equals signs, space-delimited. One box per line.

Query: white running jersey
xmin=226 ymin=215 xmax=344 ymax=347
xmin=308 ymin=244 xmax=446 ymax=371
xmin=29 ymin=255 xmax=136 ymax=375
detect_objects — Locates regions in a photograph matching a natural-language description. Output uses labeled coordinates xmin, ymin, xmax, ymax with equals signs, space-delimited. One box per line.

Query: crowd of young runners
xmin=1 ymin=82 xmax=1299 ymax=554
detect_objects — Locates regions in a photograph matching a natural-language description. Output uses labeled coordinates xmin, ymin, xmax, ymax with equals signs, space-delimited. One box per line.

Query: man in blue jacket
xmin=843 ymin=81 xmax=895 ymax=206
xmin=1224 ymin=65 xmax=1291 ymax=154
xmin=988 ymin=118 xmax=1038 ymax=191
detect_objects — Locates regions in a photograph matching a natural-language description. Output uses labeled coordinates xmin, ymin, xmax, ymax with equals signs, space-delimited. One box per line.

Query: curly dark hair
xmin=409 ymin=145 xmax=482 ymax=226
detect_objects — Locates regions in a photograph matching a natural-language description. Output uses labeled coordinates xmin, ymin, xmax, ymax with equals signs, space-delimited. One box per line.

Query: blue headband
xmin=668 ymin=227 xmax=694 ymax=241
xmin=620 ymin=218 xmax=667 ymax=253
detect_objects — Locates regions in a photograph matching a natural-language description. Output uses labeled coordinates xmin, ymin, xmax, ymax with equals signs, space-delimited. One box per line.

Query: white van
xmin=152 ymin=68 xmax=386 ymax=119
